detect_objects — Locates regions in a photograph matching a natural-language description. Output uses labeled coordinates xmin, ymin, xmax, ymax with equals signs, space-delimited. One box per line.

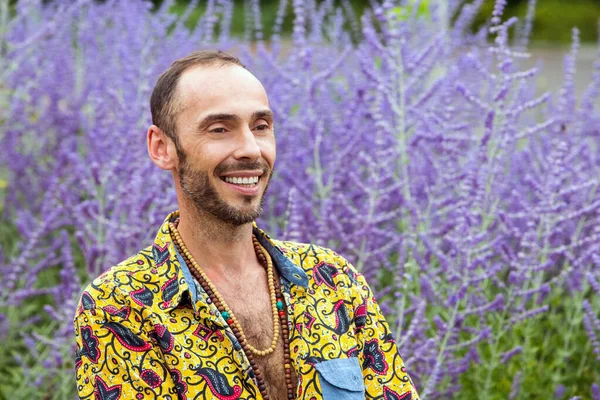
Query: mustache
xmin=214 ymin=160 xmax=271 ymax=176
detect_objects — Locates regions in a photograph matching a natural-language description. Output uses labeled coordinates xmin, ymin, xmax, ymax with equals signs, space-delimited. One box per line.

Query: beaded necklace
xmin=169 ymin=220 xmax=296 ymax=400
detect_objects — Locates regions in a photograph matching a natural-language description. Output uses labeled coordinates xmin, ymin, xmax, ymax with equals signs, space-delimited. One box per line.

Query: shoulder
xmin=74 ymin=245 xmax=156 ymax=317
xmin=272 ymin=239 xmax=363 ymax=289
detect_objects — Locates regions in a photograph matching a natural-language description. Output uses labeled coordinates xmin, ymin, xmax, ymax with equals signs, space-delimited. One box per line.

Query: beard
xmin=178 ymin=151 xmax=272 ymax=226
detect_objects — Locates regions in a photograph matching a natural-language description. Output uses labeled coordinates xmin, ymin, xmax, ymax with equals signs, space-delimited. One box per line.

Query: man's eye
xmin=255 ymin=124 xmax=269 ymax=131
xmin=210 ymin=127 xmax=226 ymax=133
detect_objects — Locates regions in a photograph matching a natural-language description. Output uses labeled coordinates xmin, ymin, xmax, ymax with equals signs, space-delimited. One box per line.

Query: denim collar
xmin=154 ymin=211 xmax=308 ymax=307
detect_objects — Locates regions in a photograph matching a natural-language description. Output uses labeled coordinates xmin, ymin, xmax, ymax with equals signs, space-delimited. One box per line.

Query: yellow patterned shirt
xmin=74 ymin=211 xmax=420 ymax=399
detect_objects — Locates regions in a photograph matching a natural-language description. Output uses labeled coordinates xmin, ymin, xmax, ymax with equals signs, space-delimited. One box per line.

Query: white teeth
xmin=224 ymin=176 xmax=259 ymax=185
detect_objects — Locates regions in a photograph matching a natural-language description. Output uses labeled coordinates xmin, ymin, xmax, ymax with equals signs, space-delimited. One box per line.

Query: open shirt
xmin=74 ymin=211 xmax=420 ymax=399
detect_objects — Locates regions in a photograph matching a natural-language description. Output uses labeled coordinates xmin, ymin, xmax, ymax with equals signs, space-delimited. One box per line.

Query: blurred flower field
xmin=0 ymin=0 xmax=599 ymax=398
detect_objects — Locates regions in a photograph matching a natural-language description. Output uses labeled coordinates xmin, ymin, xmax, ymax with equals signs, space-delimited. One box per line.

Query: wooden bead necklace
xmin=169 ymin=220 xmax=296 ymax=399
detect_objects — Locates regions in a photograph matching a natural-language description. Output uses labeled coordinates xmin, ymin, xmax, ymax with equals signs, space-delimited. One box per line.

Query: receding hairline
xmin=150 ymin=50 xmax=247 ymax=145
xmin=172 ymin=63 xmax=262 ymax=118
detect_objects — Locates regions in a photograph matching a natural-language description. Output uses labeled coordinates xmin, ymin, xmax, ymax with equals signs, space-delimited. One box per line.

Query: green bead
xmin=276 ymin=301 xmax=284 ymax=310
xmin=221 ymin=311 xmax=229 ymax=320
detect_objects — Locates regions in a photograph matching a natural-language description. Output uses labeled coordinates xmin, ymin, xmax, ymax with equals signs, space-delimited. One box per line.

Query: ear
xmin=147 ymin=125 xmax=178 ymax=170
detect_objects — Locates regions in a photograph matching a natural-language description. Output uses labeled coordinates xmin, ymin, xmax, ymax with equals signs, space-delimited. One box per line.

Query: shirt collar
xmin=251 ymin=223 xmax=309 ymax=287
xmin=153 ymin=211 xmax=308 ymax=311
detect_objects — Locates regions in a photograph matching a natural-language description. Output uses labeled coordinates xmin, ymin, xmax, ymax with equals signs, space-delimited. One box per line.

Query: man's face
xmin=173 ymin=64 xmax=276 ymax=225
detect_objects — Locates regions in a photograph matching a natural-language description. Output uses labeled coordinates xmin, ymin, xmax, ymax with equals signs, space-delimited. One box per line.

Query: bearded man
xmin=74 ymin=50 xmax=420 ymax=400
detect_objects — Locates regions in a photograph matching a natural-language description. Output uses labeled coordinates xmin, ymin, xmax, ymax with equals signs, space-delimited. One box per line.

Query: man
xmin=74 ymin=50 xmax=420 ymax=400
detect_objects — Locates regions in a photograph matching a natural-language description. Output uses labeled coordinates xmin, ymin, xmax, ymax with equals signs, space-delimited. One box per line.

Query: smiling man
xmin=74 ymin=51 xmax=420 ymax=400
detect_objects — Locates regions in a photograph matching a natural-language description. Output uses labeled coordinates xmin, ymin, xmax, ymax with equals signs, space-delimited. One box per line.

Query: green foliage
xmin=166 ymin=0 xmax=600 ymax=43
xmin=0 ymin=306 xmax=75 ymax=399
xmin=391 ymin=0 xmax=431 ymax=21
xmin=169 ymin=0 xmax=294 ymax=38
xmin=458 ymin=287 xmax=598 ymax=399
xmin=167 ymin=0 xmax=373 ymax=39
xmin=472 ymin=0 xmax=600 ymax=43
xmin=376 ymin=250 xmax=599 ymax=399
xmin=0 ymin=223 xmax=78 ymax=399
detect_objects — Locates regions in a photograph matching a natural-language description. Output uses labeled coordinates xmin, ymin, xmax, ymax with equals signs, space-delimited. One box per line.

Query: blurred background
xmin=1 ymin=0 xmax=600 ymax=398
xmin=138 ymin=0 xmax=600 ymax=43
xmin=154 ymin=0 xmax=600 ymax=93
xmin=20 ymin=0 xmax=599 ymax=92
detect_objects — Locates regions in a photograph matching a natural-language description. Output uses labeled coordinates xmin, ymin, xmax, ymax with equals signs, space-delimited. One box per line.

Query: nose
xmin=233 ymin=126 xmax=261 ymax=160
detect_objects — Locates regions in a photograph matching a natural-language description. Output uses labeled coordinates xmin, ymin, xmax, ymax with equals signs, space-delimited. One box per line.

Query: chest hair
xmin=220 ymin=274 xmax=298 ymax=400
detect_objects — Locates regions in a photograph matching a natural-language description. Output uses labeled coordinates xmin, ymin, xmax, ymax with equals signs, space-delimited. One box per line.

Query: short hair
xmin=150 ymin=50 xmax=246 ymax=150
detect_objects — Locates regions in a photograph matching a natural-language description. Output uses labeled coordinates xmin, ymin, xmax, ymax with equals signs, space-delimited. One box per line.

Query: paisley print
xmin=160 ymin=275 xmax=179 ymax=308
xmin=74 ymin=211 xmax=419 ymax=400
xmin=94 ymin=376 xmax=122 ymax=400
xmin=102 ymin=305 xmax=131 ymax=319
xmin=196 ymin=367 xmax=243 ymax=400
xmin=79 ymin=325 xmax=100 ymax=363
xmin=149 ymin=324 xmax=174 ymax=352
xmin=384 ymin=385 xmax=412 ymax=400
xmin=363 ymin=339 xmax=389 ymax=375
xmin=130 ymin=286 xmax=154 ymax=308
xmin=81 ymin=291 xmax=96 ymax=311
xmin=354 ymin=301 xmax=368 ymax=332
xmin=345 ymin=266 xmax=359 ymax=285
xmin=329 ymin=299 xmax=351 ymax=335
xmin=304 ymin=311 xmax=316 ymax=330
xmin=75 ymin=348 xmax=82 ymax=370
xmin=170 ymin=368 xmax=188 ymax=400
xmin=313 ymin=261 xmax=340 ymax=289
xmin=152 ymin=242 xmax=170 ymax=267
xmin=103 ymin=321 xmax=152 ymax=352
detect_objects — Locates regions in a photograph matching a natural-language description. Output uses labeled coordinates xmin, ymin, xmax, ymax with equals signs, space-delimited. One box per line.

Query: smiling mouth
xmin=220 ymin=175 xmax=260 ymax=188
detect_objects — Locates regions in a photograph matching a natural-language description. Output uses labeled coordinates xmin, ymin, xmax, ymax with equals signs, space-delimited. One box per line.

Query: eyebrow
xmin=251 ymin=110 xmax=274 ymax=122
xmin=197 ymin=109 xmax=274 ymax=130
xmin=197 ymin=113 xmax=238 ymax=130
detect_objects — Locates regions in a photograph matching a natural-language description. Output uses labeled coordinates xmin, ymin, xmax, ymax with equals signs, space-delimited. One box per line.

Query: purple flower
xmin=1 ymin=0 xmax=599 ymax=397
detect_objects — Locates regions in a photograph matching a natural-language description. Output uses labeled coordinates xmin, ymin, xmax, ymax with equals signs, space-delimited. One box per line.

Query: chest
xmin=152 ymin=280 xmax=357 ymax=399
xmin=220 ymin=280 xmax=272 ymax=334
xmin=220 ymin=281 xmax=297 ymax=400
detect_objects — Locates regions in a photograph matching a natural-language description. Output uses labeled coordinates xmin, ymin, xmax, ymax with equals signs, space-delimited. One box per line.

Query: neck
xmin=175 ymin=204 xmax=257 ymax=279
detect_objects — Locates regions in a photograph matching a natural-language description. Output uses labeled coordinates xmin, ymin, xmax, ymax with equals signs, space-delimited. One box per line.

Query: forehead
xmin=176 ymin=64 xmax=270 ymax=119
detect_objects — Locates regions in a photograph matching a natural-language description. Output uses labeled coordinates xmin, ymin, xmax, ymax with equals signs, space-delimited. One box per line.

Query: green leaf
xmin=391 ymin=0 xmax=431 ymax=21
xmin=374 ymin=56 xmax=382 ymax=70
xmin=290 ymin=104 xmax=300 ymax=116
